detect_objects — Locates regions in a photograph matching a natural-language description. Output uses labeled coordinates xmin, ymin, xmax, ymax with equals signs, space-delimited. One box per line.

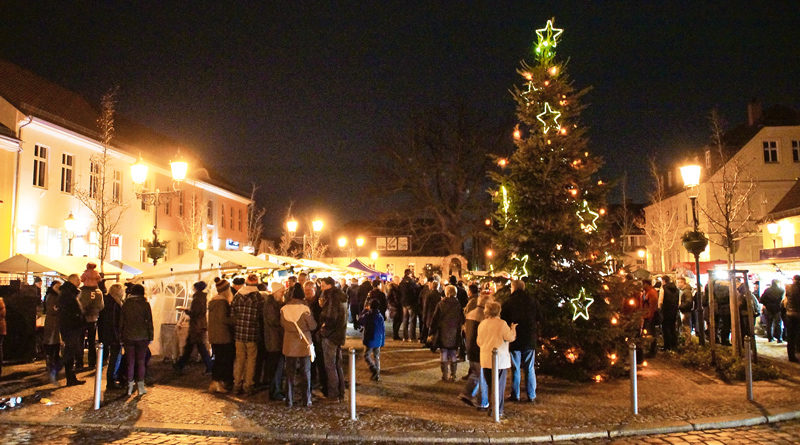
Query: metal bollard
xmin=745 ymin=336 xmax=753 ymax=401
xmin=349 ymin=348 xmax=357 ymax=421
xmin=629 ymin=342 xmax=638 ymax=415
xmin=492 ymin=348 xmax=500 ymax=423
xmin=94 ymin=342 xmax=104 ymax=410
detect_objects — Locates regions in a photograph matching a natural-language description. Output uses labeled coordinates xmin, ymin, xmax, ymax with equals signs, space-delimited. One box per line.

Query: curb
xmin=0 ymin=409 xmax=799 ymax=442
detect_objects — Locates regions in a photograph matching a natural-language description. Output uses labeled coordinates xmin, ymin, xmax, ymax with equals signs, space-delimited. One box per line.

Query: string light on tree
xmin=570 ymin=287 xmax=594 ymax=321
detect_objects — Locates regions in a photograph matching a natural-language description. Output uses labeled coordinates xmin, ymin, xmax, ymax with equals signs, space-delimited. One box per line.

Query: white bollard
xmin=492 ymin=348 xmax=500 ymax=423
xmin=745 ymin=336 xmax=753 ymax=401
xmin=629 ymin=341 xmax=638 ymax=415
xmin=94 ymin=342 xmax=104 ymax=410
xmin=349 ymin=348 xmax=357 ymax=421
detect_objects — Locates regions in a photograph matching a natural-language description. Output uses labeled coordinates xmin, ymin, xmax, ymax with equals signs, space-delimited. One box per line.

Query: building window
xmin=238 ymin=209 xmax=243 ymax=232
xmin=207 ymin=201 xmax=214 ymax=223
xmin=141 ymin=180 xmax=150 ymax=210
xmin=89 ymin=162 xmax=101 ymax=198
xmin=33 ymin=144 xmax=48 ymax=188
xmin=220 ymin=203 xmax=225 ymax=229
xmin=112 ymin=169 xmax=122 ymax=203
xmin=164 ymin=196 xmax=171 ymax=216
xmin=792 ymin=140 xmax=800 ymax=162
xmin=229 ymin=206 xmax=234 ymax=229
xmin=178 ymin=191 xmax=185 ymax=217
xmin=60 ymin=153 xmax=73 ymax=193
xmin=704 ymin=149 xmax=711 ymax=168
xmin=177 ymin=241 xmax=184 ymax=255
xmin=763 ymin=140 xmax=778 ymax=163
xmin=666 ymin=171 xmax=673 ymax=188
xmin=140 ymin=240 xmax=147 ymax=262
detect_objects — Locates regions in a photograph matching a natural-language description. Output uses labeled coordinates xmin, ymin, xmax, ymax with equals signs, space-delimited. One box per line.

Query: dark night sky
xmin=2 ymin=1 xmax=799 ymax=236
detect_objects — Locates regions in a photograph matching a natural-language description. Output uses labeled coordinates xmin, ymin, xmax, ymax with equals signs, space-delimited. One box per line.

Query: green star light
xmin=536 ymin=102 xmax=561 ymax=134
xmin=570 ymin=287 xmax=594 ymax=321
xmin=510 ymin=254 xmax=529 ymax=279
xmin=534 ymin=19 xmax=563 ymax=62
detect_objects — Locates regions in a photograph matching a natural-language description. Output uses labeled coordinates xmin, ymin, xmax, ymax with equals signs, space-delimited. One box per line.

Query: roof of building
xmin=0 ymin=59 xmax=247 ymax=198
xmin=767 ymin=180 xmax=800 ymax=220
xmin=0 ymin=122 xmax=14 ymax=138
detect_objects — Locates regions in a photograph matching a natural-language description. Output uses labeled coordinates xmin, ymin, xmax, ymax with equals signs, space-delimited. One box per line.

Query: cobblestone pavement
xmin=0 ymin=324 xmax=798 ymax=439
xmin=1 ymin=419 xmax=800 ymax=444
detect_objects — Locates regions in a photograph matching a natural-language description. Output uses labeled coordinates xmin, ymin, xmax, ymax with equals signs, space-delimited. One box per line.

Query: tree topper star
xmin=537 ymin=102 xmax=561 ymax=134
xmin=534 ymin=19 xmax=564 ymax=61
xmin=570 ymin=287 xmax=594 ymax=321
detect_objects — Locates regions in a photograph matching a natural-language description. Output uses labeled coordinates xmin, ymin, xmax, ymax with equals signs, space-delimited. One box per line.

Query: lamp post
xmin=680 ymin=164 xmax=707 ymax=346
xmin=131 ymin=154 xmax=188 ymax=265
xmin=767 ymin=222 xmax=779 ymax=249
xmin=64 ymin=212 xmax=77 ymax=256
xmin=370 ymin=250 xmax=379 ymax=269
xmin=285 ymin=218 xmax=325 ymax=259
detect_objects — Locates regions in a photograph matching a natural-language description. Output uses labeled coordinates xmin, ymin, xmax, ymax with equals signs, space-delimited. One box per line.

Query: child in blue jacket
xmin=359 ymin=298 xmax=385 ymax=381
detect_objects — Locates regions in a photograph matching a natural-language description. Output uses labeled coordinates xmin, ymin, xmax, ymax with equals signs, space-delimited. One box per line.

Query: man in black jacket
xmin=500 ymin=280 xmax=538 ymax=403
xmin=399 ymin=269 xmax=420 ymax=342
xmin=660 ymin=275 xmax=680 ymax=351
xmin=59 ymin=274 xmax=86 ymax=386
xmin=319 ymin=277 xmax=347 ymax=400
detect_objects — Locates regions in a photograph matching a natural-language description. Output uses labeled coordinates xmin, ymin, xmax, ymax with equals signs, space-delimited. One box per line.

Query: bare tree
xmin=699 ymin=109 xmax=757 ymax=355
xmin=642 ymin=158 xmax=679 ymax=272
xmin=278 ymin=203 xmax=298 ymax=257
xmin=380 ymin=104 xmax=502 ymax=254
xmin=179 ymin=191 xmax=206 ymax=250
xmin=246 ymin=184 xmax=266 ymax=254
xmin=613 ymin=173 xmax=645 ymax=258
xmin=74 ymin=87 xmax=127 ymax=272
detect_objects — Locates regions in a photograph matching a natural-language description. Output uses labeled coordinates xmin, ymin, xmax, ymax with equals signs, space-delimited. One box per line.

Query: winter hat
xmin=193 ymin=281 xmax=207 ymax=292
xmin=214 ymin=277 xmax=230 ymax=294
xmin=246 ymin=273 xmax=259 ymax=285
xmin=232 ymin=277 xmax=245 ymax=286
xmin=270 ymin=282 xmax=285 ymax=294
xmin=129 ymin=284 xmax=145 ymax=296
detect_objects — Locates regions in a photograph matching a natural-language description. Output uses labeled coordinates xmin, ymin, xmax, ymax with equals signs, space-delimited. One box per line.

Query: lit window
xmin=238 ymin=208 xmax=243 ymax=232
xmin=792 ymin=140 xmax=799 ymax=163
xmin=164 ymin=196 xmax=171 ymax=216
xmin=33 ymin=144 xmax=48 ymax=188
xmin=229 ymin=206 xmax=234 ymax=229
xmin=178 ymin=191 xmax=185 ymax=217
xmin=60 ymin=153 xmax=73 ymax=193
xmin=220 ymin=203 xmax=225 ymax=229
xmin=89 ymin=162 xmax=100 ymax=198
xmin=763 ymin=140 xmax=778 ymax=163
xmin=207 ymin=201 xmax=214 ymax=223
xmin=112 ymin=169 xmax=122 ymax=203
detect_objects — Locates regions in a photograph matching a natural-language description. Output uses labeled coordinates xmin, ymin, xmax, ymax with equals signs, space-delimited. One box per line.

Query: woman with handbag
xmin=280 ymin=283 xmax=317 ymax=407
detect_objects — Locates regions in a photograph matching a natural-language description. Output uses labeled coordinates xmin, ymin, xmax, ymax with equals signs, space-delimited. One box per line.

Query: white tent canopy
xmin=136 ymin=249 xmax=282 ymax=280
xmin=0 ymin=253 xmax=132 ymax=279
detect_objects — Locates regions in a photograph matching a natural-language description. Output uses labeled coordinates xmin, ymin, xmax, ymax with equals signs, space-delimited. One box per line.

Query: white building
xmin=643 ymin=103 xmax=800 ymax=273
xmin=0 ymin=59 xmax=251 ymax=268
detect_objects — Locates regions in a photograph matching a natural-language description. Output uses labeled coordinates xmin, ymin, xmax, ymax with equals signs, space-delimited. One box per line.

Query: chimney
xmin=747 ymin=98 xmax=762 ymax=126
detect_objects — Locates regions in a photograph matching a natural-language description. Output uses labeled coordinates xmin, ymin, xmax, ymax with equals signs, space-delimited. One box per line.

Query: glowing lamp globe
xmin=130 ymin=158 xmax=149 ymax=185
xmin=337 ymin=236 xmax=347 ymax=248
xmin=356 ymin=237 xmax=365 ymax=247
xmin=370 ymin=251 xmax=378 ymax=261
xmin=198 ymin=240 xmax=207 ymax=250
xmin=312 ymin=219 xmax=324 ymax=232
xmin=680 ymin=165 xmax=701 ymax=188
xmin=767 ymin=223 xmax=779 ymax=235
xmin=170 ymin=158 xmax=188 ymax=182
xmin=64 ymin=212 xmax=77 ymax=233
xmin=286 ymin=220 xmax=298 ymax=233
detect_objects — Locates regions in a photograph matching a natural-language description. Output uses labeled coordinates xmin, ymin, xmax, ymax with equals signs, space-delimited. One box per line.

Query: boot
xmin=449 ymin=363 xmax=458 ymax=382
xmin=440 ymin=363 xmax=449 ymax=381
xmin=137 ymin=381 xmax=147 ymax=395
xmin=127 ymin=381 xmax=135 ymax=396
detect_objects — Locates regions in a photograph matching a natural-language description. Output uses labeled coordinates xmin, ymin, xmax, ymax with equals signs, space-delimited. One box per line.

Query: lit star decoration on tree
xmin=570 ymin=287 xmax=594 ymax=321
xmin=534 ymin=19 xmax=564 ymax=63
xmin=576 ymin=200 xmax=600 ymax=233
xmin=536 ymin=102 xmax=561 ymax=134
xmin=521 ymin=81 xmax=540 ymax=107
xmin=510 ymin=254 xmax=529 ymax=279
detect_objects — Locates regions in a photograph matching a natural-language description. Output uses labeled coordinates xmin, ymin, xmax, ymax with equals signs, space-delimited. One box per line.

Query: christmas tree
xmin=490 ymin=19 xmax=638 ymax=380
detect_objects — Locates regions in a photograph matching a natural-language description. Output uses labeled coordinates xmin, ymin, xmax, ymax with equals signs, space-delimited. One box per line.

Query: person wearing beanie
xmin=232 ymin=277 xmax=246 ymax=295
xmin=98 ymin=283 xmax=124 ymax=390
xmin=263 ymin=281 xmax=286 ymax=400
xmin=208 ymin=278 xmax=235 ymax=392
xmin=120 ymin=283 xmax=153 ymax=396
xmin=175 ymin=281 xmax=213 ymax=375
xmin=231 ymin=274 xmax=264 ymax=395
xmin=280 ymin=282 xmax=317 ymax=407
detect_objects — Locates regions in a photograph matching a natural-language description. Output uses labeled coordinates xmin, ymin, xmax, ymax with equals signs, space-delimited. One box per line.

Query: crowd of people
xmin=633 ymin=273 xmax=800 ymax=362
xmin=8 ymin=262 xmax=799 ymax=419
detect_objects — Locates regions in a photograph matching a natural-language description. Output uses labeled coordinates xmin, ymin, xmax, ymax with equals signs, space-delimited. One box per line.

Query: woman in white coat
xmin=476 ymin=301 xmax=516 ymax=417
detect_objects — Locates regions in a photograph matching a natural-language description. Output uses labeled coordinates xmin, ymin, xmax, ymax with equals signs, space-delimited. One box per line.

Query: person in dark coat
xmin=500 ymin=280 xmax=538 ymax=403
xmin=450 ymin=276 xmax=468 ymax=308
xmin=714 ymin=282 xmax=732 ymax=346
xmin=59 ymin=274 xmax=86 ymax=386
xmin=43 ymin=281 xmax=62 ymax=383
xmin=783 ymin=275 xmax=800 ymax=362
xmin=354 ymin=279 xmax=372 ymax=329
xmin=346 ymin=278 xmax=361 ymax=329
xmin=660 ymin=276 xmax=680 ymax=351
xmin=420 ymin=280 xmax=440 ymax=346
xmin=174 ymin=281 xmax=213 ymax=373
xmin=368 ymin=279 xmax=387 ymax=317
xmin=429 ymin=285 xmax=465 ymax=382
xmin=280 ymin=282 xmax=317 ymax=407
xmin=760 ymin=279 xmax=785 ymax=342
xmin=399 ymin=269 xmax=420 ymax=342
xmin=386 ymin=278 xmax=403 ymax=340
xmin=263 ymin=282 xmax=286 ymax=400
xmin=120 ymin=284 xmax=154 ymax=396
xmin=358 ymin=298 xmax=385 ymax=381
xmin=208 ymin=278 xmax=235 ymax=393
xmin=98 ymin=283 xmax=124 ymax=390
xmin=319 ymin=277 xmax=348 ymax=400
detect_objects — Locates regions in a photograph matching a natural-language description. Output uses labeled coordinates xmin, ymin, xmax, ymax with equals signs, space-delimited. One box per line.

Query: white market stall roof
xmin=0 ymin=253 xmax=132 ymax=279
xmin=110 ymin=259 xmax=154 ymax=275
xmin=265 ymin=254 xmax=363 ymax=274
xmin=137 ymin=250 xmax=282 ymax=280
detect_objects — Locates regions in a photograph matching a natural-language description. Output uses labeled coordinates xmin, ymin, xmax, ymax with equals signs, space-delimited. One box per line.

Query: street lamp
xmin=356 ymin=237 xmax=364 ymax=247
xmin=64 ymin=212 xmax=77 ymax=256
xmin=131 ymin=154 xmax=187 ymax=265
xmin=312 ymin=219 xmax=324 ymax=232
xmin=680 ymin=163 xmax=707 ymax=346
xmin=370 ymin=250 xmax=378 ymax=268
xmin=767 ymin=221 xmax=779 ymax=248
xmin=286 ymin=219 xmax=298 ymax=234
xmin=338 ymin=236 xmax=347 ymax=248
